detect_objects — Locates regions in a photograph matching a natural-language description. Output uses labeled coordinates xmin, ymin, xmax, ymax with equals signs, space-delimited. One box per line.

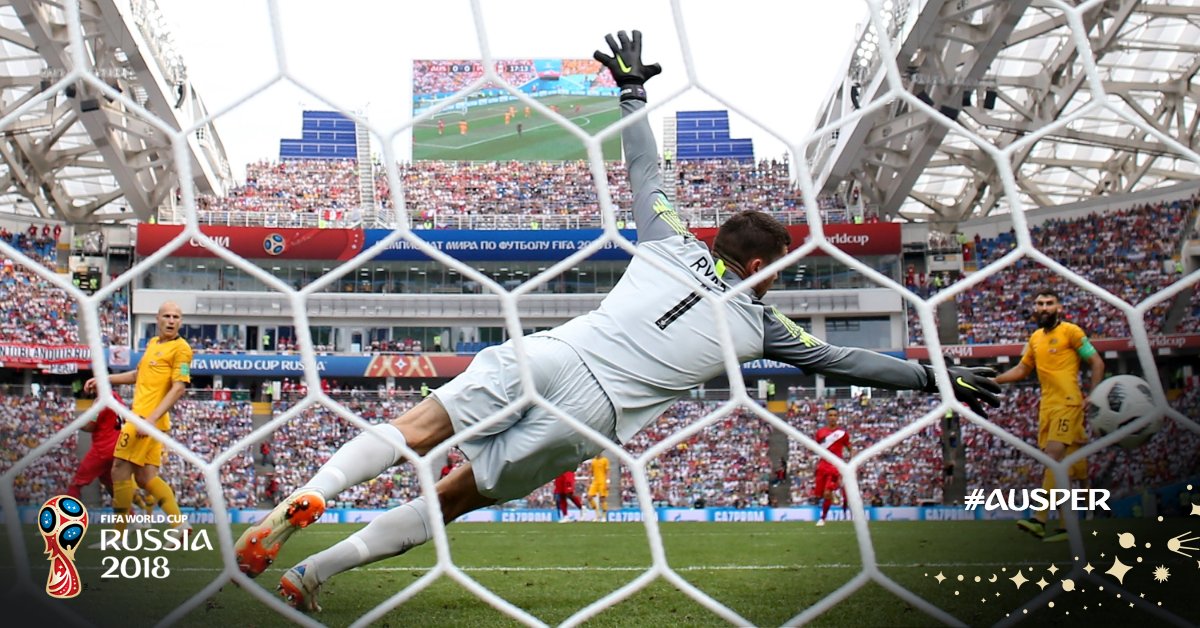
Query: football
xmin=263 ymin=233 xmax=286 ymax=255
xmin=1086 ymin=374 xmax=1164 ymax=449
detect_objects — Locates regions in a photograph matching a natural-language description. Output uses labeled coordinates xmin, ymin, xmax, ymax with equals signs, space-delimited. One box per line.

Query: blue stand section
xmin=675 ymin=110 xmax=754 ymax=162
xmin=279 ymin=110 xmax=358 ymax=160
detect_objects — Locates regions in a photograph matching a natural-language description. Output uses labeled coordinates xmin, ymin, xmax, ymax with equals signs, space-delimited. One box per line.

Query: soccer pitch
xmin=412 ymin=95 xmax=622 ymax=161
xmin=5 ymin=518 xmax=1197 ymax=626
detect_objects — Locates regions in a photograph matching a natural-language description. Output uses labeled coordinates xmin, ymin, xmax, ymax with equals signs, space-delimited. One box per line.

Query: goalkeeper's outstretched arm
xmin=762 ymin=306 xmax=1001 ymax=418
xmin=594 ymin=30 xmax=684 ymax=243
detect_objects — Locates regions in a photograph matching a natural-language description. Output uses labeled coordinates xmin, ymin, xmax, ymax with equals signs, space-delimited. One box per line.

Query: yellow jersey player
xmin=586 ymin=453 xmax=610 ymax=522
xmin=995 ymin=288 xmax=1104 ymax=542
xmin=86 ymin=301 xmax=192 ymax=535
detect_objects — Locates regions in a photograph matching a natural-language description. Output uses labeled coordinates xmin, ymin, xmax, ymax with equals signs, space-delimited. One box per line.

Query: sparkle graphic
xmin=1153 ymin=566 xmax=1170 ymax=583
xmin=1167 ymin=531 xmax=1200 ymax=557
xmin=1047 ymin=564 xmax=1059 ymax=575
xmin=1036 ymin=577 xmax=1049 ymax=590
xmin=1106 ymin=557 xmax=1133 ymax=584
xmin=1010 ymin=570 xmax=1029 ymax=589
xmin=1084 ymin=563 xmax=1095 ymax=574
xmin=1190 ymin=503 xmax=1200 ymax=517
xmin=1062 ymin=579 xmax=1075 ymax=592
xmin=934 ymin=572 xmax=946 ymax=584
xmin=1118 ymin=532 xmax=1136 ymax=549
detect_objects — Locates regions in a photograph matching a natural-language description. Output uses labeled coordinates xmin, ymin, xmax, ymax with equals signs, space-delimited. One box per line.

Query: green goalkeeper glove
xmin=594 ymin=30 xmax=662 ymax=102
xmin=922 ymin=365 xmax=1002 ymax=418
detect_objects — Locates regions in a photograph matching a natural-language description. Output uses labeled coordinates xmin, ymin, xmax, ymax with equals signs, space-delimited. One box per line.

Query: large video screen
xmin=412 ymin=58 xmax=622 ymax=161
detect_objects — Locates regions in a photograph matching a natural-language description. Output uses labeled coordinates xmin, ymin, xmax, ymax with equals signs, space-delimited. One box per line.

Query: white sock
xmin=308 ymin=496 xmax=432 ymax=583
xmin=301 ymin=424 xmax=406 ymax=499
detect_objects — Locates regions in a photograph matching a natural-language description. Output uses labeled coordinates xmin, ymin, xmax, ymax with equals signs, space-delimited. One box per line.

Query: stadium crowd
xmin=381 ymin=160 xmax=634 ymax=226
xmin=267 ymin=398 xmax=423 ymax=509
xmin=195 ymin=157 xmax=865 ymax=228
xmin=198 ymin=159 xmax=359 ymax=218
xmin=674 ymin=158 xmax=840 ymax=224
xmin=1 ymin=391 xmax=77 ymax=507
xmin=1 ymin=235 xmax=128 ymax=349
xmin=160 ymin=398 xmax=258 ymax=509
xmin=908 ymin=198 xmax=1192 ymax=345
xmin=6 ymin=382 xmax=1197 ymax=511
xmin=783 ymin=395 xmax=944 ymax=507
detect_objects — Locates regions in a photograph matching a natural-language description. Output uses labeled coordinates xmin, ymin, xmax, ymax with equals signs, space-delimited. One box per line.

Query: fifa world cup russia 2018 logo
xmin=38 ymin=495 xmax=88 ymax=599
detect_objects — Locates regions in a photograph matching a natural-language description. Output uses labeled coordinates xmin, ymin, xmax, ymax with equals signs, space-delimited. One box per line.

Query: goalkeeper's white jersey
xmin=541 ymin=235 xmax=763 ymax=442
xmin=542 ymin=98 xmax=929 ymax=443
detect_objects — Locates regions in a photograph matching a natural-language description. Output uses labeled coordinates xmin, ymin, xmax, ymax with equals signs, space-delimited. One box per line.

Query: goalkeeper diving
xmin=233 ymin=30 xmax=1002 ymax=613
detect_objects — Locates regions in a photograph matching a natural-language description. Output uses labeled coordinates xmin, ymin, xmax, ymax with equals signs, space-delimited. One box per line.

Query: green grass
xmin=412 ymin=95 xmax=622 ymax=161
xmin=2 ymin=518 xmax=1197 ymax=626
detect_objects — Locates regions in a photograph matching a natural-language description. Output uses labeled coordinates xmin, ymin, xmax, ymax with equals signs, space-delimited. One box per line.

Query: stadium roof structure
xmin=807 ymin=0 xmax=1200 ymax=227
xmin=0 ymin=0 xmax=230 ymax=224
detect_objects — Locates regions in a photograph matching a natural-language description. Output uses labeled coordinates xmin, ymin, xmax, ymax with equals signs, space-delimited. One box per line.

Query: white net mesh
xmin=2 ymin=0 xmax=1199 ymax=625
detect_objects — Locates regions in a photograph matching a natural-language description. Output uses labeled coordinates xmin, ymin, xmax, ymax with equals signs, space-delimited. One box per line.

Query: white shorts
xmin=433 ymin=336 xmax=617 ymax=502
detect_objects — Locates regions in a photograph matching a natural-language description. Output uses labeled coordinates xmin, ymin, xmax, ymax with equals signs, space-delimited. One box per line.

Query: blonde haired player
xmin=995 ymin=288 xmax=1104 ymax=542
xmin=586 ymin=453 xmax=610 ymax=522
xmin=86 ymin=301 xmax=192 ymax=534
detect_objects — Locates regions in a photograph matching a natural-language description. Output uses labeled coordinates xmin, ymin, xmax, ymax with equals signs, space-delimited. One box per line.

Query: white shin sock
xmin=301 ymin=423 xmax=407 ymax=499
xmin=309 ymin=496 xmax=433 ymax=583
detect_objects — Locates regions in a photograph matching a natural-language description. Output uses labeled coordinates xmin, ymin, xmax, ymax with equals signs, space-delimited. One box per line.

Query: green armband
xmin=1077 ymin=338 xmax=1097 ymax=359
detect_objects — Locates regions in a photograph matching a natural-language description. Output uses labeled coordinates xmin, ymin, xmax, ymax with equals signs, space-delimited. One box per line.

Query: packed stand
xmin=612 ymin=401 xmax=775 ymax=509
xmin=784 ymin=395 xmax=944 ymax=506
xmin=198 ymin=157 xmax=862 ymax=228
xmin=961 ymin=388 xmax=1046 ymax=493
xmin=383 ymin=160 xmax=634 ymax=227
xmin=269 ymin=398 xmax=421 ymax=509
xmin=160 ymin=398 xmax=257 ymax=509
xmin=674 ymin=159 xmax=802 ymax=222
xmin=2 ymin=391 xmax=77 ymax=506
xmin=1 ymin=228 xmax=129 ymax=349
xmin=910 ymin=198 xmax=1192 ymax=345
xmin=198 ymin=159 xmax=359 ymax=217
xmin=1177 ymin=287 xmax=1200 ymax=333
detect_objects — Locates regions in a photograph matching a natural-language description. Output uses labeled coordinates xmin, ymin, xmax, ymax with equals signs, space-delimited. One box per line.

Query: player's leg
xmin=110 ymin=457 xmax=137 ymax=534
xmin=281 ymin=463 xmax=495 ymax=612
xmin=302 ymin=397 xmax=451 ymax=497
xmin=1037 ymin=440 xmax=1071 ymax=538
xmin=595 ymin=487 xmax=608 ymax=522
xmin=282 ymin=342 xmax=617 ymax=611
xmin=1018 ymin=408 xmax=1055 ymax=538
xmin=815 ymin=469 xmax=833 ymax=524
xmin=236 ymin=398 xmax=451 ymax=577
xmin=135 ymin=462 xmax=183 ymax=528
xmin=67 ymin=450 xmax=110 ymax=499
